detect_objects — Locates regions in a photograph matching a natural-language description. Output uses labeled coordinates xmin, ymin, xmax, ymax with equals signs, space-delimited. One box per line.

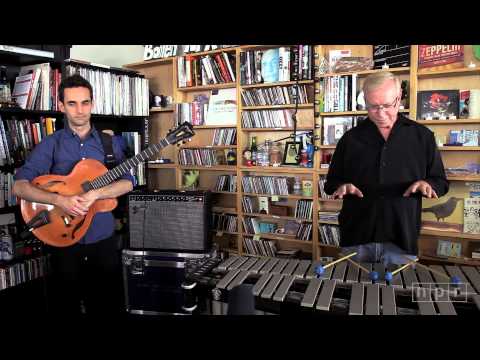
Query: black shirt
xmin=324 ymin=114 xmax=449 ymax=254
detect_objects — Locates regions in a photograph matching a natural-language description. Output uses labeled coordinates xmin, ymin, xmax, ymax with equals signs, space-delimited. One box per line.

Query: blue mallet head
xmin=385 ymin=272 xmax=393 ymax=282
xmin=451 ymin=276 xmax=461 ymax=285
xmin=369 ymin=271 xmax=379 ymax=282
xmin=315 ymin=265 xmax=325 ymax=276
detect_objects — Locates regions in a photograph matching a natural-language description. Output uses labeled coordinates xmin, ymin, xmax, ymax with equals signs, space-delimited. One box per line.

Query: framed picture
xmin=283 ymin=142 xmax=302 ymax=165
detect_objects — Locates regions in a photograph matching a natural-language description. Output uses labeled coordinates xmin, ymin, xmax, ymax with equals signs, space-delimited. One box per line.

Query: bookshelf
xmin=0 ymin=47 xmax=149 ymax=302
xmin=125 ymin=44 xmax=480 ymax=266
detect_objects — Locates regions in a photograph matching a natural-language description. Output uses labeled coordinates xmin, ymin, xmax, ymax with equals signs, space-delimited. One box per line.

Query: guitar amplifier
xmin=128 ymin=190 xmax=212 ymax=252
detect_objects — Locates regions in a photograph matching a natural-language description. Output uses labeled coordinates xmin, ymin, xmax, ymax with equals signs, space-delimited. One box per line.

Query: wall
xmin=70 ymin=45 xmax=145 ymax=67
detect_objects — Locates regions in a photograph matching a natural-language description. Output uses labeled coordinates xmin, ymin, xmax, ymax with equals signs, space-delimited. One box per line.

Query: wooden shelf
xmin=318 ymin=220 xmax=339 ymax=225
xmin=177 ymin=82 xmax=236 ymax=92
xmin=242 ymin=192 xmax=312 ymax=200
xmin=319 ymin=145 xmax=336 ymax=149
xmin=447 ymin=175 xmax=480 ymax=181
xmin=150 ymin=107 xmax=174 ymax=113
xmin=241 ymin=80 xmax=314 ymax=89
xmin=417 ymin=119 xmax=480 ymax=125
xmin=212 ymin=191 xmax=237 ymax=195
xmin=180 ymin=145 xmax=237 ymax=149
xmin=212 ymin=230 xmax=240 ymax=236
xmin=242 ymin=233 xmax=311 ymax=244
xmin=320 ymin=109 xmax=409 ymax=116
xmin=419 ymin=254 xmax=480 ymax=266
xmin=317 ymin=168 xmax=329 ymax=174
xmin=179 ymin=165 xmax=237 ymax=171
xmin=420 ymin=229 xmax=480 ymax=240
xmin=241 ymin=212 xmax=312 ymax=222
xmin=241 ymin=127 xmax=313 ymax=132
xmin=318 ymin=243 xmax=340 ymax=249
xmin=417 ymin=67 xmax=480 ymax=78
xmin=317 ymin=67 xmax=410 ymax=78
xmin=239 ymin=166 xmax=313 ymax=173
xmin=194 ymin=125 xmax=237 ymax=129
xmin=318 ymin=198 xmax=342 ymax=203
xmin=242 ymin=104 xmax=314 ymax=110
xmin=239 ymin=45 xmax=289 ymax=51
xmin=213 ymin=206 xmax=238 ymax=214
xmin=124 ymin=57 xmax=173 ymax=69
xmin=439 ymin=146 xmax=480 ymax=151
xmin=148 ymin=163 xmax=177 ymax=169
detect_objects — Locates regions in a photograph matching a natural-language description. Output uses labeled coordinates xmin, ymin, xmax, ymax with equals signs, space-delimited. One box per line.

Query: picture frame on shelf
xmin=282 ymin=142 xmax=302 ymax=165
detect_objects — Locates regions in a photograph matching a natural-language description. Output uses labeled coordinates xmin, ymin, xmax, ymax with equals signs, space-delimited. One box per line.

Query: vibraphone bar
xmin=188 ymin=255 xmax=480 ymax=315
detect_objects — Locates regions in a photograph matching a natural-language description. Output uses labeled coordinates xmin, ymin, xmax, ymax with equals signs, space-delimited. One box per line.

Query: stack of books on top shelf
xmin=240 ymin=45 xmax=314 ymax=85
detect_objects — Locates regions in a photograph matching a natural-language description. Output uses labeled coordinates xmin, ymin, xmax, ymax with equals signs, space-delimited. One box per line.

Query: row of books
xmin=241 ymin=85 xmax=311 ymax=107
xmin=241 ymin=109 xmax=294 ymax=128
xmin=241 ymin=196 xmax=257 ymax=214
xmin=212 ymin=214 xmax=238 ymax=233
xmin=297 ymin=223 xmax=313 ymax=241
xmin=214 ymin=175 xmax=237 ymax=192
xmin=12 ymin=63 xmax=61 ymax=111
xmin=243 ymin=236 xmax=277 ymax=257
xmin=0 ymin=116 xmax=57 ymax=166
xmin=319 ymin=224 xmax=340 ymax=246
xmin=0 ymin=172 xmax=16 ymax=208
xmin=447 ymin=130 xmax=479 ymax=146
xmin=174 ymin=96 xmax=209 ymax=126
xmin=212 ymin=128 xmax=236 ymax=146
xmin=121 ymin=132 xmax=146 ymax=186
xmin=240 ymin=45 xmax=314 ymax=85
xmin=0 ymin=255 xmax=49 ymax=291
xmin=319 ymin=74 xmax=358 ymax=113
xmin=294 ymin=200 xmax=313 ymax=220
xmin=318 ymin=177 xmax=334 ymax=199
xmin=177 ymin=52 xmax=236 ymax=88
xmin=322 ymin=116 xmax=368 ymax=145
xmin=319 ymin=211 xmax=339 ymax=223
xmin=241 ymin=176 xmax=291 ymax=195
xmin=178 ymin=148 xmax=220 ymax=166
xmin=66 ymin=64 xmax=149 ymax=116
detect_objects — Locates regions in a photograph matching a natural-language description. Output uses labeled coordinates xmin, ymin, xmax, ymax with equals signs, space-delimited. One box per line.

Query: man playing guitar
xmin=13 ymin=74 xmax=134 ymax=314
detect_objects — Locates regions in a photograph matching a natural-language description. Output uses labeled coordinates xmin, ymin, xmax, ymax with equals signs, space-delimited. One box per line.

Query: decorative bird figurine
xmin=422 ymin=197 xmax=463 ymax=221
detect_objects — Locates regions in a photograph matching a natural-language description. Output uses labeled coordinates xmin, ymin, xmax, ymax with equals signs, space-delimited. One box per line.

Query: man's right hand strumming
xmin=333 ymin=183 xmax=364 ymax=199
xmin=55 ymin=195 xmax=90 ymax=217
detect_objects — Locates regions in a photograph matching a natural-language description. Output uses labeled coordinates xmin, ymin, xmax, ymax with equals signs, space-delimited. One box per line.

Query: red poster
xmin=418 ymin=45 xmax=464 ymax=68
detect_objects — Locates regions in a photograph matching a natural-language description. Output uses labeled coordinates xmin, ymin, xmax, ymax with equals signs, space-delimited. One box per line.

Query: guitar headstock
xmin=165 ymin=122 xmax=195 ymax=145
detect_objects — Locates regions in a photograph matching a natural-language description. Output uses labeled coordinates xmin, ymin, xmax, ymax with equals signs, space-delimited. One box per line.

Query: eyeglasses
xmin=366 ymin=96 xmax=400 ymax=112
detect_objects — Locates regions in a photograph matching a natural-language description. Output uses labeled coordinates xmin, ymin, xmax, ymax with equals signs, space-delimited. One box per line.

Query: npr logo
xmin=412 ymin=283 xmax=468 ymax=303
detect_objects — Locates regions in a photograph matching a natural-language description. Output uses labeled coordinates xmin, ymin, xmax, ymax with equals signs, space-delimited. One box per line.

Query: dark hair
xmin=58 ymin=74 xmax=93 ymax=103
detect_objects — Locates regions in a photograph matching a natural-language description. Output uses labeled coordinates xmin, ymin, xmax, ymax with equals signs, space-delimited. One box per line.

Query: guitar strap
xmin=99 ymin=132 xmax=118 ymax=170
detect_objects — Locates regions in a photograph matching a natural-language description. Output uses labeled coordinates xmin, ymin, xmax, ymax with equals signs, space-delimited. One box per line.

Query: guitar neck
xmin=90 ymin=138 xmax=170 ymax=189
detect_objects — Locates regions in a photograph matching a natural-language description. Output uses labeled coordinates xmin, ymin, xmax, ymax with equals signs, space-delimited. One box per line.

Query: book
xmin=459 ymin=89 xmax=470 ymax=119
xmin=463 ymin=197 xmax=480 ymax=234
xmin=373 ymin=45 xmax=410 ymax=69
xmin=205 ymin=88 xmax=237 ymax=125
xmin=417 ymin=90 xmax=459 ymax=120
xmin=436 ymin=240 xmax=462 ymax=258
xmin=260 ymin=48 xmax=279 ymax=83
xmin=418 ymin=45 xmax=464 ymax=69
xmin=302 ymin=180 xmax=313 ymax=197
xmin=11 ymin=73 xmax=34 ymax=109
xmin=258 ymin=196 xmax=269 ymax=214
xmin=328 ymin=49 xmax=351 ymax=72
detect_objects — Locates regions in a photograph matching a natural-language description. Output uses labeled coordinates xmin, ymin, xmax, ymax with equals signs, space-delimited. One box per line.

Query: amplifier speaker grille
xmin=128 ymin=191 xmax=212 ymax=252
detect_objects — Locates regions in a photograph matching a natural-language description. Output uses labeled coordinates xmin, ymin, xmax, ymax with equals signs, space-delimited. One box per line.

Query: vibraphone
xmin=187 ymin=255 xmax=480 ymax=315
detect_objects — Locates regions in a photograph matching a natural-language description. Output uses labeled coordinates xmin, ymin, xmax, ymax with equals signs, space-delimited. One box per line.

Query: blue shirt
xmin=15 ymin=123 xmax=135 ymax=244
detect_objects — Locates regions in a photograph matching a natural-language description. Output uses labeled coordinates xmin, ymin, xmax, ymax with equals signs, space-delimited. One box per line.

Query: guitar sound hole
xmin=62 ymin=234 xmax=67 ymax=237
